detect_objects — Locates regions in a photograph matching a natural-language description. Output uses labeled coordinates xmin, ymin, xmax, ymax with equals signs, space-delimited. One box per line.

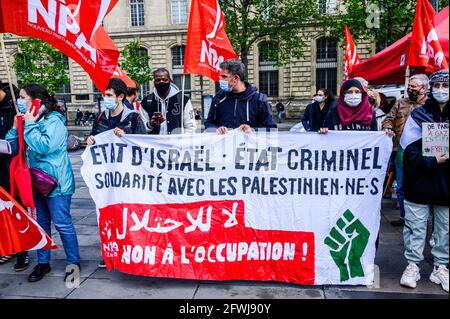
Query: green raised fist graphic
xmin=324 ymin=210 xmax=370 ymax=282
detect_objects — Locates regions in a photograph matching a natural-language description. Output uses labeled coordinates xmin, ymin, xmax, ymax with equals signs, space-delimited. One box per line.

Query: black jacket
xmin=205 ymin=82 xmax=277 ymax=130
xmin=307 ymin=99 xmax=337 ymax=132
xmin=91 ymin=106 xmax=147 ymax=136
xmin=325 ymin=103 xmax=378 ymax=131
xmin=403 ymin=99 xmax=449 ymax=206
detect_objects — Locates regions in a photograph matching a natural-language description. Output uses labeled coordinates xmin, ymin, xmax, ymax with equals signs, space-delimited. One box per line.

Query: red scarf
xmin=337 ymin=86 xmax=373 ymax=127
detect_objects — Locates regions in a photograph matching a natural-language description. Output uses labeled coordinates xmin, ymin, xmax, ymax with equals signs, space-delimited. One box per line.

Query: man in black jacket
xmin=205 ymin=59 xmax=277 ymax=134
xmin=87 ymin=78 xmax=146 ymax=146
xmin=399 ymin=69 xmax=449 ymax=293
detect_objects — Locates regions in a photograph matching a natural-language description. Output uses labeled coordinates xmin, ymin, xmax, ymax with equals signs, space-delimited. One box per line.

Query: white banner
xmin=81 ymin=130 xmax=392 ymax=285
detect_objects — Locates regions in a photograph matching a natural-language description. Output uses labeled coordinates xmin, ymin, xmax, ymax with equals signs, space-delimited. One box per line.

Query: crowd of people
xmin=0 ymin=59 xmax=448 ymax=292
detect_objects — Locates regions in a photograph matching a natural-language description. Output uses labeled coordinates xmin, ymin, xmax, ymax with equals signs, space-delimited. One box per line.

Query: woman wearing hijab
xmin=320 ymin=79 xmax=377 ymax=133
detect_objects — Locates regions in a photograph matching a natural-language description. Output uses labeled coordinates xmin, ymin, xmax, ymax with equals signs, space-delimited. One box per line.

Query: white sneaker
xmin=430 ymin=265 xmax=449 ymax=293
xmin=400 ymin=263 xmax=421 ymax=288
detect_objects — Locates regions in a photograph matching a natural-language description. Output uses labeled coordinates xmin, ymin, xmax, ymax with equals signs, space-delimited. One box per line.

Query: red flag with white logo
xmin=184 ymin=0 xmax=238 ymax=82
xmin=408 ymin=0 xmax=448 ymax=70
xmin=344 ymin=25 xmax=361 ymax=80
xmin=0 ymin=187 xmax=57 ymax=256
xmin=0 ymin=0 xmax=120 ymax=92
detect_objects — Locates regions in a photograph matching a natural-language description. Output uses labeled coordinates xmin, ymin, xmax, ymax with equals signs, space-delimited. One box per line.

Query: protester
xmin=124 ymin=83 xmax=139 ymax=111
xmin=205 ymin=59 xmax=277 ymax=134
xmin=367 ymin=89 xmax=386 ymax=131
xmin=399 ymin=69 xmax=449 ymax=293
xmin=275 ymin=100 xmax=285 ymax=123
xmin=87 ymin=78 xmax=147 ymax=146
xmin=320 ymin=79 xmax=377 ymax=132
xmin=86 ymin=78 xmax=146 ymax=268
xmin=305 ymin=88 xmax=336 ymax=132
xmin=382 ymin=74 xmax=429 ymax=227
xmin=140 ymin=68 xmax=196 ymax=135
xmin=5 ymin=83 xmax=80 ymax=282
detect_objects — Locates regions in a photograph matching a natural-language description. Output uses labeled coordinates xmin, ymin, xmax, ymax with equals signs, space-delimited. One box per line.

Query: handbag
xmin=30 ymin=168 xmax=58 ymax=197
xmin=9 ymin=116 xmax=35 ymax=209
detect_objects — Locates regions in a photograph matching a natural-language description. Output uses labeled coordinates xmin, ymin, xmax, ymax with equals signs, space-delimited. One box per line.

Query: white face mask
xmin=315 ymin=96 xmax=325 ymax=103
xmin=433 ymin=88 xmax=449 ymax=103
xmin=344 ymin=93 xmax=362 ymax=107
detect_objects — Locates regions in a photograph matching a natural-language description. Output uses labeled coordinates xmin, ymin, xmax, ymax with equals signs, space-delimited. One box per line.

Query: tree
xmin=320 ymin=0 xmax=449 ymax=53
xmin=118 ymin=40 xmax=153 ymax=85
xmin=219 ymin=0 xmax=317 ymax=74
xmin=13 ymin=38 xmax=69 ymax=95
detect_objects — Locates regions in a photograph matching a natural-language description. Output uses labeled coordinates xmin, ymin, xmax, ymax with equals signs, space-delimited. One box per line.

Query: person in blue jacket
xmin=6 ymin=83 xmax=80 ymax=283
xmin=205 ymin=59 xmax=277 ymax=134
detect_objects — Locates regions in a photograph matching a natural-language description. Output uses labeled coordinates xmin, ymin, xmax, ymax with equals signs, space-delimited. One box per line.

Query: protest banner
xmin=422 ymin=122 xmax=449 ymax=157
xmin=81 ymin=130 xmax=392 ymax=285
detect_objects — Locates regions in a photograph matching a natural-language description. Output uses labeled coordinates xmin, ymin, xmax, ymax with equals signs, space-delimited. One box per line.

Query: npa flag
xmin=0 ymin=0 xmax=120 ymax=92
xmin=0 ymin=187 xmax=57 ymax=256
xmin=408 ymin=0 xmax=448 ymax=70
xmin=112 ymin=67 xmax=136 ymax=89
xmin=184 ymin=0 xmax=238 ymax=82
xmin=344 ymin=25 xmax=361 ymax=80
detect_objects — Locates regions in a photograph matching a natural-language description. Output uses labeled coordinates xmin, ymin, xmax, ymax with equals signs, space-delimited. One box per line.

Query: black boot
xmin=28 ymin=264 xmax=51 ymax=282
xmin=14 ymin=252 xmax=30 ymax=272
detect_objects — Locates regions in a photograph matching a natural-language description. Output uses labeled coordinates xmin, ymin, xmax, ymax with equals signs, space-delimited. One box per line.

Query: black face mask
xmin=155 ymin=82 xmax=171 ymax=96
xmin=408 ymin=89 xmax=421 ymax=101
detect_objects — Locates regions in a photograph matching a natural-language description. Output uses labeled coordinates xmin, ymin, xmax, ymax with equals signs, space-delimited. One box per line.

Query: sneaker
xmin=400 ymin=262 xmax=421 ymax=288
xmin=14 ymin=252 xmax=30 ymax=272
xmin=28 ymin=264 xmax=51 ymax=282
xmin=0 ymin=254 xmax=16 ymax=265
xmin=64 ymin=263 xmax=81 ymax=282
xmin=430 ymin=265 xmax=449 ymax=293
xmin=390 ymin=219 xmax=405 ymax=227
xmin=98 ymin=260 xmax=106 ymax=269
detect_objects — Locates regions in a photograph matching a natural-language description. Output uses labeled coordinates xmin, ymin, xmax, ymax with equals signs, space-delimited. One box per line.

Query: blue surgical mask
xmin=103 ymin=97 xmax=117 ymax=110
xmin=17 ymin=98 xmax=27 ymax=114
xmin=219 ymin=80 xmax=232 ymax=93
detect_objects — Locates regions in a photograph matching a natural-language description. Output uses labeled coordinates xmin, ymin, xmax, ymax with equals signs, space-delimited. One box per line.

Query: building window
xmin=130 ymin=0 xmax=145 ymax=27
xmin=171 ymin=45 xmax=191 ymax=97
xmin=317 ymin=0 xmax=337 ymax=14
xmin=259 ymin=42 xmax=279 ymax=97
xmin=316 ymin=37 xmax=337 ymax=94
xmin=171 ymin=0 xmax=187 ymax=25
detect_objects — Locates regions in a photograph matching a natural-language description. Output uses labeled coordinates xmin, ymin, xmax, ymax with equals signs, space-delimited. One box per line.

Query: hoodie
xmin=204 ymin=81 xmax=277 ymax=130
xmin=140 ymin=83 xmax=196 ymax=135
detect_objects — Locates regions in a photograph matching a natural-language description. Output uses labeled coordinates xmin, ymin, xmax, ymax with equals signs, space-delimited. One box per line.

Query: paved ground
xmin=0 ymin=148 xmax=448 ymax=299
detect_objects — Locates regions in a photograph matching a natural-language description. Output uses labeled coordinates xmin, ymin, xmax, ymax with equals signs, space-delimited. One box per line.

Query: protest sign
xmin=422 ymin=122 xmax=449 ymax=157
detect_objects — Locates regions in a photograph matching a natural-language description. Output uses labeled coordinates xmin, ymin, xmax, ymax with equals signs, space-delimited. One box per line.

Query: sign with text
xmin=81 ymin=130 xmax=392 ymax=285
xmin=422 ymin=122 xmax=449 ymax=157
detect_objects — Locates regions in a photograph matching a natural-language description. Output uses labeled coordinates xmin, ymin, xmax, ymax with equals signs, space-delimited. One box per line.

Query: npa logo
xmin=200 ymin=0 xmax=226 ymax=71
xmin=420 ymin=27 xmax=446 ymax=68
xmin=26 ymin=0 xmax=111 ymax=63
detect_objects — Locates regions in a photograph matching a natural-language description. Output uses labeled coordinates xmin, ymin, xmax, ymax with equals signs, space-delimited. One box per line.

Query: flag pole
xmin=0 ymin=33 xmax=18 ymax=114
xmin=181 ymin=73 xmax=186 ymax=134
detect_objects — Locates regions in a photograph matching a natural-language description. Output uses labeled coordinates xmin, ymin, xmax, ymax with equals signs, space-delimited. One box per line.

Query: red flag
xmin=344 ymin=25 xmax=361 ymax=80
xmin=184 ymin=0 xmax=238 ymax=82
xmin=0 ymin=187 xmax=57 ymax=256
xmin=112 ymin=67 xmax=136 ymax=88
xmin=408 ymin=0 xmax=448 ymax=70
xmin=0 ymin=0 xmax=120 ymax=92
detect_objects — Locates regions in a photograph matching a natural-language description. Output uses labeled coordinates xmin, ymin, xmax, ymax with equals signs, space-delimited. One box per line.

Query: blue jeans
xmin=395 ymin=162 xmax=405 ymax=219
xmin=35 ymin=195 xmax=80 ymax=265
xmin=277 ymin=111 xmax=283 ymax=123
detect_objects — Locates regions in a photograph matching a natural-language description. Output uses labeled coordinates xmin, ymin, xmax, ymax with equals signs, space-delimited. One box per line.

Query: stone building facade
xmin=0 ymin=0 xmax=375 ymax=120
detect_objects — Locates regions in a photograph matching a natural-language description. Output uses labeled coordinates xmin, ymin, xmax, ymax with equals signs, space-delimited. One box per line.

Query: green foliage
xmin=118 ymin=40 xmax=153 ymax=85
xmin=219 ymin=0 xmax=317 ymax=69
xmin=12 ymin=38 xmax=69 ymax=95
